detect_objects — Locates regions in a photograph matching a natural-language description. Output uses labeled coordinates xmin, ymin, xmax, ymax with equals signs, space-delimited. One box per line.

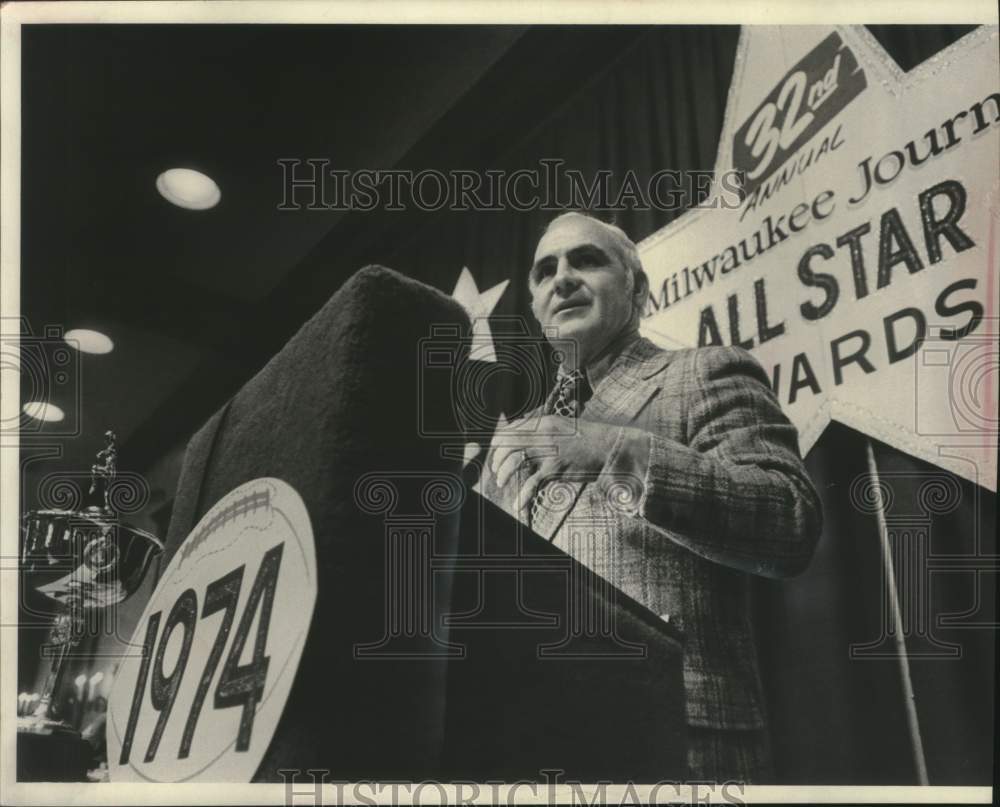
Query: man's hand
xmin=489 ymin=414 xmax=619 ymax=521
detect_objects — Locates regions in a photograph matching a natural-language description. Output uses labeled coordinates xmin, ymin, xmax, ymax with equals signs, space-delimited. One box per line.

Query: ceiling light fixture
xmin=155 ymin=168 xmax=221 ymax=210
xmin=64 ymin=328 xmax=114 ymax=355
xmin=22 ymin=402 xmax=65 ymax=422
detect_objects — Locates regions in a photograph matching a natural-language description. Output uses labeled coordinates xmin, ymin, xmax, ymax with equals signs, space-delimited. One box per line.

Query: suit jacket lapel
xmin=585 ymin=336 xmax=672 ymax=423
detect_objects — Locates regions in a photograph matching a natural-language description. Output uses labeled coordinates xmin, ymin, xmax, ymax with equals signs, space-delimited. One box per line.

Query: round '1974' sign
xmin=108 ymin=478 xmax=317 ymax=782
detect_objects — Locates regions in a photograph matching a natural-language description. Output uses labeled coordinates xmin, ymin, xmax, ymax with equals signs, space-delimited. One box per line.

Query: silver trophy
xmin=19 ymin=431 xmax=163 ymax=737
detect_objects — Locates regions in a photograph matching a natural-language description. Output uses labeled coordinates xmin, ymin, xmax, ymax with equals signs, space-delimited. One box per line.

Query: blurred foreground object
xmin=18 ymin=431 xmax=162 ymax=781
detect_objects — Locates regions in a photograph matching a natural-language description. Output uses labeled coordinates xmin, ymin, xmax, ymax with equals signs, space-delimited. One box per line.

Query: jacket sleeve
xmin=600 ymin=346 xmax=823 ymax=578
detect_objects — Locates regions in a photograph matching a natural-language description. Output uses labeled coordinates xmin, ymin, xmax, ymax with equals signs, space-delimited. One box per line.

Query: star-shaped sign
xmin=450 ymin=266 xmax=509 ymax=363
xmin=637 ymin=25 xmax=998 ymax=491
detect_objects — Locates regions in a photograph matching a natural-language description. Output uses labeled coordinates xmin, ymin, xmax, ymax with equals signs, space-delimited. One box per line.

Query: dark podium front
xmin=162 ymin=265 xmax=685 ymax=782
xmin=439 ymin=491 xmax=686 ymax=781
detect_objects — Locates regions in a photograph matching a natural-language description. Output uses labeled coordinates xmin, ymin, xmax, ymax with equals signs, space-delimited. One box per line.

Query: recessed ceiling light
xmin=156 ymin=168 xmax=221 ymax=210
xmin=22 ymin=401 xmax=65 ymax=422
xmin=64 ymin=328 xmax=114 ymax=355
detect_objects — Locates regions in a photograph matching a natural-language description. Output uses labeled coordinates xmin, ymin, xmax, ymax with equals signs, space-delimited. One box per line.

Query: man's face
xmin=529 ymin=217 xmax=639 ymax=367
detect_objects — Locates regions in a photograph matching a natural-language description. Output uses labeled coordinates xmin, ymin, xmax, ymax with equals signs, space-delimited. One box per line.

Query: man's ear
xmin=633 ymin=271 xmax=649 ymax=311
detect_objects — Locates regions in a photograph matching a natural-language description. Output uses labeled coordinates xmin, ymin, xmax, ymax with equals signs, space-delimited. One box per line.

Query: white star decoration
xmin=450 ymin=266 xmax=509 ymax=363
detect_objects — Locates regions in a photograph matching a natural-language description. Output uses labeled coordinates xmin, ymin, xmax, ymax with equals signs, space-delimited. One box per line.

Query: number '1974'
xmin=118 ymin=542 xmax=285 ymax=765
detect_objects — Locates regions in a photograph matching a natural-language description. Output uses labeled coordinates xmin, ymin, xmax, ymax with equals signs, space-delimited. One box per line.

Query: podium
xmin=438 ymin=491 xmax=685 ymax=781
xmin=157 ymin=266 xmax=685 ymax=782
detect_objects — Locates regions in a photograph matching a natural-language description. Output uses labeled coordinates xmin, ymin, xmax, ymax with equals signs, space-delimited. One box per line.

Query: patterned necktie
xmin=529 ymin=369 xmax=592 ymax=527
xmin=552 ymin=369 xmax=590 ymax=417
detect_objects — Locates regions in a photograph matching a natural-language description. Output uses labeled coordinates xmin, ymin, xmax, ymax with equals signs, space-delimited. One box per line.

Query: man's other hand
xmin=489 ymin=415 xmax=619 ymax=521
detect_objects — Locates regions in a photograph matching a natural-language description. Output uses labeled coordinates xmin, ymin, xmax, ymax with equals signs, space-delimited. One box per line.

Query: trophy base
xmin=17 ymin=714 xmax=80 ymax=736
xmin=17 ymin=718 xmax=91 ymax=782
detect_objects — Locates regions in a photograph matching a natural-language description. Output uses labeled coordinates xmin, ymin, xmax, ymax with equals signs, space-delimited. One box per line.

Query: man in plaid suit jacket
xmin=480 ymin=212 xmax=823 ymax=782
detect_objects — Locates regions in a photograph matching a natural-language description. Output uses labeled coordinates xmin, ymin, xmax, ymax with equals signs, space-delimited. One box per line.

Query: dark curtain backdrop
xmin=288 ymin=25 xmax=993 ymax=784
xmin=375 ymin=26 xmax=740 ymax=421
